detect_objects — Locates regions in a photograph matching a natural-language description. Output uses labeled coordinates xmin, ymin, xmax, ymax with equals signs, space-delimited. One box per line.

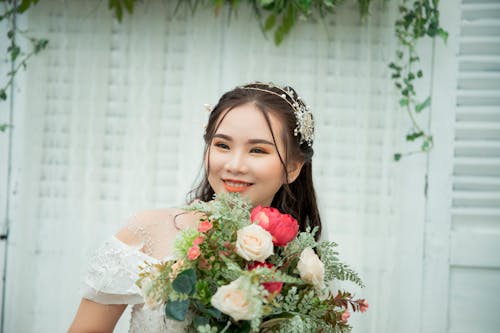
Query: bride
xmin=69 ymin=82 xmax=322 ymax=333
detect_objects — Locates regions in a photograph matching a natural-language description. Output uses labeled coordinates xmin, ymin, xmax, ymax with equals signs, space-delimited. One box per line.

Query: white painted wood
xmin=421 ymin=0 xmax=461 ymax=332
xmin=451 ymin=231 xmax=500 ymax=267
xmin=424 ymin=1 xmax=500 ymax=333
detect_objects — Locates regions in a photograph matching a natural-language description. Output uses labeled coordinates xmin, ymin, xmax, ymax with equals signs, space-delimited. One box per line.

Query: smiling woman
xmin=206 ymin=103 xmax=296 ymax=207
xmin=69 ymin=82 xmax=323 ymax=333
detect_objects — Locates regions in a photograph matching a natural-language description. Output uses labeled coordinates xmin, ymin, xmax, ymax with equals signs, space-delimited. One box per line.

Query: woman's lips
xmin=223 ymin=179 xmax=252 ymax=193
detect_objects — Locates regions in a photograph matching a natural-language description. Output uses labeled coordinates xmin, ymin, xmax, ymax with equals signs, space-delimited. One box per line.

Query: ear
xmin=286 ymin=160 xmax=304 ymax=184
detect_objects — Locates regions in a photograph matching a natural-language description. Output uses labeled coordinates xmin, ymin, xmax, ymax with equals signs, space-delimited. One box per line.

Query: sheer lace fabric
xmin=83 ymin=210 xmax=193 ymax=332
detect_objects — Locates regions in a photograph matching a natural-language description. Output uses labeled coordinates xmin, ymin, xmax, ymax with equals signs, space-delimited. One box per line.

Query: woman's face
xmin=206 ymin=103 xmax=288 ymax=207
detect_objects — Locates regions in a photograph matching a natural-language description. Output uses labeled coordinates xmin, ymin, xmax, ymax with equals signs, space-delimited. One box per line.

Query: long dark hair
xmin=189 ymin=83 xmax=322 ymax=239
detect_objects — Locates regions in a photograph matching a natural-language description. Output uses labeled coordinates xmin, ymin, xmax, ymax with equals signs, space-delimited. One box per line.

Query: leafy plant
xmin=389 ymin=0 xmax=447 ymax=160
xmin=1 ymin=0 xmax=447 ymax=160
xmin=1 ymin=0 xmax=48 ymax=131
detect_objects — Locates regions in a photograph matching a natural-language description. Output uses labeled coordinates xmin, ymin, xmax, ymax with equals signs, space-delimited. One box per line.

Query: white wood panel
xmin=422 ymin=0 xmax=461 ymax=332
xmin=426 ymin=1 xmax=500 ymax=333
xmin=449 ymin=267 xmax=500 ymax=333
xmin=451 ymin=231 xmax=500 ymax=267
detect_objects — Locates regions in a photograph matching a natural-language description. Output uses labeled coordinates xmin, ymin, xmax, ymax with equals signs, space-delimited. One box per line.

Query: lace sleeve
xmin=82 ymin=236 xmax=156 ymax=305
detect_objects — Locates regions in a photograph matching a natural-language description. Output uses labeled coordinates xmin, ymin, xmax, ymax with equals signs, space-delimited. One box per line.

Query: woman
xmin=69 ymin=82 xmax=322 ymax=333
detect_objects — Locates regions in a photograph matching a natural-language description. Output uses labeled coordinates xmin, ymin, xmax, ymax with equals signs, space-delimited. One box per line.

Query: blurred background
xmin=0 ymin=0 xmax=499 ymax=332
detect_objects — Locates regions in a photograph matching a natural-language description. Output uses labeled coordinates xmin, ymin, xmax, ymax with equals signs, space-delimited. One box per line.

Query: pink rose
xmin=341 ymin=309 xmax=350 ymax=322
xmin=251 ymin=206 xmax=299 ymax=246
xmin=193 ymin=236 xmax=204 ymax=246
xmin=248 ymin=262 xmax=283 ymax=295
xmin=198 ymin=220 xmax=213 ymax=233
xmin=187 ymin=245 xmax=201 ymax=260
xmin=359 ymin=299 xmax=369 ymax=313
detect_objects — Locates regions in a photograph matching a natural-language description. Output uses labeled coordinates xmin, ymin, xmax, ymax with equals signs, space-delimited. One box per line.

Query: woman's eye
xmin=214 ymin=142 xmax=229 ymax=150
xmin=250 ymin=147 xmax=267 ymax=154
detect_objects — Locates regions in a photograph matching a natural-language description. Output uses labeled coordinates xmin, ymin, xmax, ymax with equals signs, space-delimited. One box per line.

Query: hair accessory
xmin=239 ymin=82 xmax=314 ymax=146
xmin=203 ymin=104 xmax=213 ymax=112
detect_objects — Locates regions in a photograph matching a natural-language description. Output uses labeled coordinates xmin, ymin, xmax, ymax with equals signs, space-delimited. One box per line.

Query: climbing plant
xmin=0 ymin=0 xmax=446 ymax=160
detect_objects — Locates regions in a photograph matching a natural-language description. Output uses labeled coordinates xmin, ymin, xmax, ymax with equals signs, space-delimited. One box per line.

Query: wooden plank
xmin=451 ymin=231 xmax=500 ymax=268
xmin=448 ymin=267 xmax=500 ymax=332
xmin=421 ymin=1 xmax=461 ymax=333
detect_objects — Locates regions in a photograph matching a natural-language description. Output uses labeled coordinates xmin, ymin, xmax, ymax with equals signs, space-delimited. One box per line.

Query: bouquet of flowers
xmin=137 ymin=193 xmax=368 ymax=333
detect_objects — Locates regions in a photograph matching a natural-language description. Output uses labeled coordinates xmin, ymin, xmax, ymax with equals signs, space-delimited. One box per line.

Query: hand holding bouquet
xmin=137 ymin=193 xmax=368 ymax=333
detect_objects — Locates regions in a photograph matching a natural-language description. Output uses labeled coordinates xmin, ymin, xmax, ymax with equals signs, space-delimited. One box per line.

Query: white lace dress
xmin=82 ymin=236 xmax=190 ymax=333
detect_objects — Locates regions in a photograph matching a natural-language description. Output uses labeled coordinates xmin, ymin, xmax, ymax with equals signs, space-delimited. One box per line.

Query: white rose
xmin=235 ymin=224 xmax=273 ymax=262
xmin=297 ymin=247 xmax=325 ymax=288
xmin=210 ymin=277 xmax=261 ymax=321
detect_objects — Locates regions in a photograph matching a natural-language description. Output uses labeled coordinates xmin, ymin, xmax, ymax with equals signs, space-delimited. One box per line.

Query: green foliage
xmin=108 ymin=0 xmax=139 ymax=21
xmin=1 ymin=0 xmax=446 ymax=159
xmin=390 ymin=0 xmax=447 ymax=160
xmin=316 ymin=240 xmax=364 ymax=287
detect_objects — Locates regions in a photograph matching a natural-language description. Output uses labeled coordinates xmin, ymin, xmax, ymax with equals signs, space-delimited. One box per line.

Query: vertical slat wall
xmin=449 ymin=1 xmax=500 ymax=332
xmin=2 ymin=1 xmax=407 ymax=332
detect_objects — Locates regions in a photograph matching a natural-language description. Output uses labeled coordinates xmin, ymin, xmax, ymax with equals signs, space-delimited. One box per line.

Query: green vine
xmin=390 ymin=0 xmax=447 ymax=160
xmin=1 ymin=0 xmax=48 ymax=132
xmin=1 ymin=0 xmax=447 ymax=160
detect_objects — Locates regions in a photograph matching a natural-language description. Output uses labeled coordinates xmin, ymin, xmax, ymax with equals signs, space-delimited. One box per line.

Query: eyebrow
xmin=213 ymin=133 xmax=275 ymax=146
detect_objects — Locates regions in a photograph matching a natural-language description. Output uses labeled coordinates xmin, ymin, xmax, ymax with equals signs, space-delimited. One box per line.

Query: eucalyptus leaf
xmin=165 ymin=299 xmax=190 ymax=321
xmin=172 ymin=269 xmax=197 ymax=295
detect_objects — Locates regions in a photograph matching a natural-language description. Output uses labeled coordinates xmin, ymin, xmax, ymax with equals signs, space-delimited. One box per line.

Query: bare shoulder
xmin=115 ymin=207 xmax=203 ymax=246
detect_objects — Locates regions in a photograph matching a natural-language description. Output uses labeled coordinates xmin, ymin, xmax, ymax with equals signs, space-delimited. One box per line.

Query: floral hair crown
xmin=239 ymin=82 xmax=315 ymax=147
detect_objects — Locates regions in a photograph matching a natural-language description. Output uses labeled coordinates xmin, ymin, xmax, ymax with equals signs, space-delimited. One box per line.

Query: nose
xmin=225 ymin=151 xmax=248 ymax=174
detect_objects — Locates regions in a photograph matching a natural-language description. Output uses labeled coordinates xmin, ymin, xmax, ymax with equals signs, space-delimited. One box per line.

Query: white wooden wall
xmin=0 ymin=0 xmax=498 ymax=332
xmin=424 ymin=1 xmax=500 ymax=333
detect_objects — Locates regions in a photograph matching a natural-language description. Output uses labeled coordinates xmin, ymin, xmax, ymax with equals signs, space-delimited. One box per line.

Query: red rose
xmin=251 ymin=206 xmax=282 ymax=230
xmin=248 ymin=262 xmax=283 ymax=294
xmin=251 ymin=206 xmax=299 ymax=246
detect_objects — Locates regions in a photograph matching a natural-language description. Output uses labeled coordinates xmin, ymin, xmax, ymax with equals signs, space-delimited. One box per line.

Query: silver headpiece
xmin=239 ymin=82 xmax=314 ymax=146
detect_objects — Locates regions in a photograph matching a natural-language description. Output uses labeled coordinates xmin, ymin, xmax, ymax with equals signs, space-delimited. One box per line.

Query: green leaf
xmin=399 ymin=98 xmax=409 ymax=106
xmin=259 ymin=0 xmax=275 ymax=6
xmin=406 ymin=131 xmax=424 ymax=141
xmin=274 ymin=26 xmax=285 ymax=45
xmin=172 ymin=269 xmax=196 ymax=295
xmin=123 ymin=0 xmax=134 ymax=14
xmin=415 ymin=96 xmax=431 ymax=113
xmin=165 ymin=299 xmax=190 ymax=321
xmin=393 ymin=153 xmax=402 ymax=161
xmin=264 ymin=13 xmax=276 ymax=31
xmin=437 ymin=28 xmax=449 ymax=43
xmin=194 ymin=300 xmax=222 ymax=320
xmin=34 ymin=39 xmax=49 ymax=53
xmin=0 ymin=89 xmax=7 ymax=101
xmin=193 ymin=315 xmax=209 ymax=329
xmin=421 ymin=136 xmax=433 ymax=151
xmin=17 ymin=0 xmax=35 ymax=13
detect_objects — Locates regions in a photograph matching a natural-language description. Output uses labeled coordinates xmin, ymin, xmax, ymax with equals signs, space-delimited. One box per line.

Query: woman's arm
xmin=68 ymin=298 xmax=126 ymax=333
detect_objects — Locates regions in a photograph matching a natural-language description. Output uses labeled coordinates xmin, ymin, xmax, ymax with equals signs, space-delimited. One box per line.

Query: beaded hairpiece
xmin=239 ymin=82 xmax=314 ymax=146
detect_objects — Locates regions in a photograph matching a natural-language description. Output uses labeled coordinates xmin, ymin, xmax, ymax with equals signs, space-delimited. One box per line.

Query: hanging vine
xmin=0 ymin=0 xmax=447 ymax=160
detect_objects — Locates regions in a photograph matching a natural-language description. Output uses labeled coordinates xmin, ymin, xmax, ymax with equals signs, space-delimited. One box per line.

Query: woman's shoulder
xmin=114 ymin=207 xmax=202 ymax=259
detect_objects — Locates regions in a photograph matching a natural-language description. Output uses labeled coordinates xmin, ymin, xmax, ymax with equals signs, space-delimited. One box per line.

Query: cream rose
xmin=235 ymin=224 xmax=273 ymax=262
xmin=297 ymin=247 xmax=325 ymax=288
xmin=210 ymin=277 xmax=261 ymax=321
